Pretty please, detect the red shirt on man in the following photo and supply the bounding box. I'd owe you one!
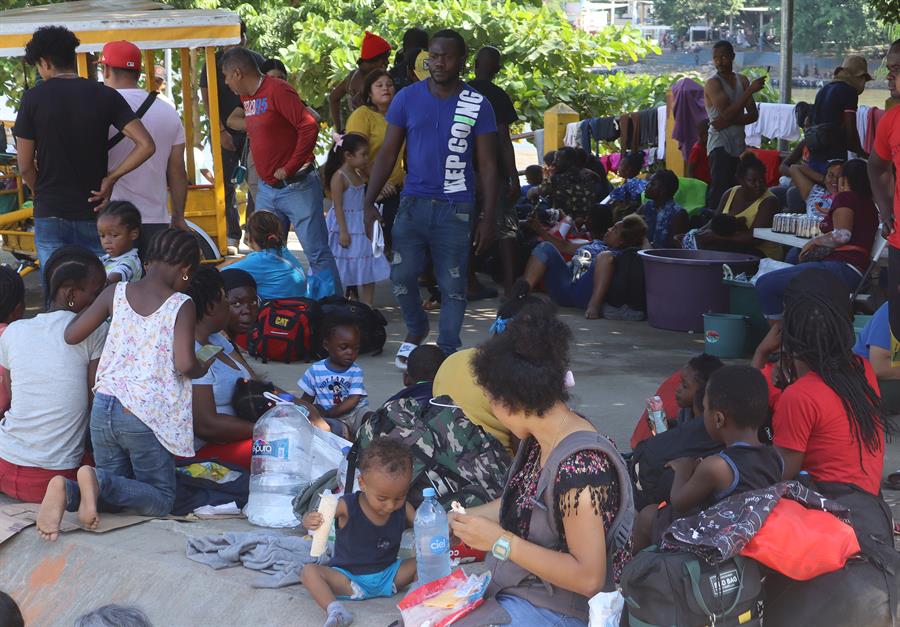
[772,359,883,495]
[873,105,900,249]
[241,75,318,185]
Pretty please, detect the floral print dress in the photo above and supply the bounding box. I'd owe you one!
[500,436,633,583]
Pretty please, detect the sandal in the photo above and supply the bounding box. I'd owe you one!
[394,342,419,370]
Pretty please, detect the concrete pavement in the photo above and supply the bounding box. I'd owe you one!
[2,240,899,626]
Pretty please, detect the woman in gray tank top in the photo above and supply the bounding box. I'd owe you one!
[449,301,634,627]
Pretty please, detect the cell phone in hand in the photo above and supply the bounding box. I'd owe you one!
[196,344,224,362]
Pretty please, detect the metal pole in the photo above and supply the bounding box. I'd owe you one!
[778,0,794,151]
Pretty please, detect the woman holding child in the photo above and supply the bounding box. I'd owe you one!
[755,159,877,321]
[449,302,633,626]
[692,153,781,258]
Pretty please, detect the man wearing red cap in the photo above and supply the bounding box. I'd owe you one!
[100,40,189,254]
[328,31,392,132]
[13,26,155,272]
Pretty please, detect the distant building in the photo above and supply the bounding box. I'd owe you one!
[566,1,670,41]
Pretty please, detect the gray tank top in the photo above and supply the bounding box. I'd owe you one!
[706,73,747,157]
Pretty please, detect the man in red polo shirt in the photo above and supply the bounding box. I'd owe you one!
[869,42,900,363]
[220,47,340,294]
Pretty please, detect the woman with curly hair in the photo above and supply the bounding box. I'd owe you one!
[448,301,633,626]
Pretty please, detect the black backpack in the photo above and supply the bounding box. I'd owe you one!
[318,296,387,356]
[629,419,724,510]
[621,548,764,627]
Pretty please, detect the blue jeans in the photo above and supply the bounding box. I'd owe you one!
[64,393,175,516]
[531,242,595,310]
[256,175,342,295]
[755,261,861,319]
[496,594,588,627]
[390,196,472,354]
[34,217,103,273]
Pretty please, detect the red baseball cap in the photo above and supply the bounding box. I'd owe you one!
[100,40,142,71]
[360,32,391,61]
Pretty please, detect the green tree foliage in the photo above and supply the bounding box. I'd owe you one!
[869,0,900,24]
[1,0,662,130]
[220,0,661,127]
[777,0,884,53]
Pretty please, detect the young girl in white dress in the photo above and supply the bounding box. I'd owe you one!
[324,133,390,307]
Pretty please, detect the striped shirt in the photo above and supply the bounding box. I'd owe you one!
[298,359,368,411]
[101,248,143,283]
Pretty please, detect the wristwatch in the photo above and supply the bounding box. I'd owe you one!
[492,532,514,561]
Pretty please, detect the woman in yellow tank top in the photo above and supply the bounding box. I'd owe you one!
[694,154,782,259]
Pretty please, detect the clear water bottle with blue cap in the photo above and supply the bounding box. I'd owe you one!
[414,487,451,585]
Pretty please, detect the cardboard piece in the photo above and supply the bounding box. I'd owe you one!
[0,502,157,545]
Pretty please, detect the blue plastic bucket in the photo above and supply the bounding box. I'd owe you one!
[703,313,749,358]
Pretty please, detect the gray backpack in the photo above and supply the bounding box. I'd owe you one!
[620,548,764,627]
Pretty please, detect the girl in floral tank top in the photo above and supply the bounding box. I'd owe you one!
[37,230,215,542]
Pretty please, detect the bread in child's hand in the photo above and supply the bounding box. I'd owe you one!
[450,501,466,515]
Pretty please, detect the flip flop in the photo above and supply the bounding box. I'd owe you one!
[394,342,418,371]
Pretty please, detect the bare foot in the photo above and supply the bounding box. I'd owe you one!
[585,305,602,320]
[36,476,68,542]
[76,466,101,530]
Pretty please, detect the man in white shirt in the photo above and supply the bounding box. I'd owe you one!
[101,40,188,255]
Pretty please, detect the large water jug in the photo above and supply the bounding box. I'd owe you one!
[414,488,451,585]
[244,402,312,527]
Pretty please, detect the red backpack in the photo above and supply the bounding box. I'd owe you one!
[248,297,323,363]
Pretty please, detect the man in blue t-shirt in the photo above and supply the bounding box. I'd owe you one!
[364,29,499,359]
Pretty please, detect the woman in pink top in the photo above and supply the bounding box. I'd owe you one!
[36,229,215,542]
[0,267,25,414]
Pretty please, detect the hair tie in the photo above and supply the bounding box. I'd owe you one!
[332,130,344,152]
[488,317,508,336]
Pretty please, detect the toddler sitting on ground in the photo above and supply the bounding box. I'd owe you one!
[299,317,369,439]
[634,365,783,549]
[301,438,417,627]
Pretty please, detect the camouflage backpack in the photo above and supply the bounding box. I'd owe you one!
[345,396,512,509]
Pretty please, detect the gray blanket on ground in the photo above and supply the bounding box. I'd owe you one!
[185,532,329,588]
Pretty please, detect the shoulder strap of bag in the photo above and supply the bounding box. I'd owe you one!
[540,431,635,554]
[109,92,158,149]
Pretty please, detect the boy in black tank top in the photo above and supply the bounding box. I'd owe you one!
[634,366,783,549]
[302,438,417,627]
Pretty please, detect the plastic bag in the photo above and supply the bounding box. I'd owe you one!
[397,569,490,627]
[589,590,625,627]
[750,258,793,285]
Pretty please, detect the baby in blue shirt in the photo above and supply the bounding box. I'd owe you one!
[299,317,369,438]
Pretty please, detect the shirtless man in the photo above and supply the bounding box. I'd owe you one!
[704,40,765,210]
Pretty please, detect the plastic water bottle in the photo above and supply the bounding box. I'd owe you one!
[414,488,451,585]
[244,402,311,527]
[336,446,351,494]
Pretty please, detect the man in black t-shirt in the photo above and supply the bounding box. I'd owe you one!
[199,21,264,253]
[469,46,520,297]
[13,27,154,271]
[808,55,872,171]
